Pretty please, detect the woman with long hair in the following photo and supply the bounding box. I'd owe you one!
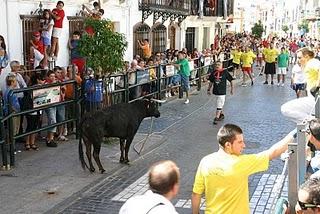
[0,35,9,73]
[39,9,54,67]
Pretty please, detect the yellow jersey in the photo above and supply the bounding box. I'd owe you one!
[193,149,269,214]
[231,50,242,65]
[241,51,256,67]
[263,48,279,63]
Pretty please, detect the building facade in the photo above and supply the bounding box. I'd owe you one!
[0,0,233,69]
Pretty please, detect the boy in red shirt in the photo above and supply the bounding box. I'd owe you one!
[30,31,45,68]
[50,1,65,61]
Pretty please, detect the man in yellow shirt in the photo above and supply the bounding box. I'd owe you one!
[263,43,279,85]
[240,46,256,86]
[231,46,242,78]
[192,124,296,214]
[138,39,152,60]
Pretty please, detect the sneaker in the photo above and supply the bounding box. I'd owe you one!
[281,83,284,87]
[277,83,280,87]
[184,99,189,104]
[52,56,57,61]
[263,81,268,84]
[241,83,247,87]
[46,140,57,147]
[251,81,254,86]
[165,92,169,98]
[168,92,172,97]
[57,135,68,141]
[271,81,274,85]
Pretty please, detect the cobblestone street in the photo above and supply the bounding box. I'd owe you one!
[48,69,297,214]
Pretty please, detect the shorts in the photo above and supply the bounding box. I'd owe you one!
[292,83,306,92]
[216,95,226,110]
[180,74,190,92]
[42,36,51,46]
[71,58,86,76]
[56,105,65,123]
[52,27,62,38]
[242,67,252,74]
[277,67,287,75]
[265,62,276,74]
[45,107,57,133]
[232,63,240,69]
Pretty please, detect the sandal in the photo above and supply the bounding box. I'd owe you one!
[25,144,31,151]
[30,144,39,151]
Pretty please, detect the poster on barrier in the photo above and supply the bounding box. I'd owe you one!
[204,57,212,66]
[189,60,194,71]
[33,86,61,108]
[166,65,175,77]
[136,69,150,84]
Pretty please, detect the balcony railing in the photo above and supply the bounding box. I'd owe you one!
[190,0,215,16]
[139,0,190,15]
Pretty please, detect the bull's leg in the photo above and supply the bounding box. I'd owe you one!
[85,142,95,172]
[119,139,125,163]
[93,145,105,174]
[124,137,134,164]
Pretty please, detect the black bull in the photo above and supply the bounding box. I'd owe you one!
[79,99,161,173]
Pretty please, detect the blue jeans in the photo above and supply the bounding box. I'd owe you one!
[45,107,57,133]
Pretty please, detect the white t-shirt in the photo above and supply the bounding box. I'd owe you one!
[291,64,305,84]
[119,190,178,214]
[41,19,54,39]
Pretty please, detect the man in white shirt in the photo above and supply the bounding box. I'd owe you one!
[119,160,180,214]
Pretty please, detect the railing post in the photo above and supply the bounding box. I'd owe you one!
[316,95,320,118]
[123,73,128,103]
[7,92,15,168]
[297,123,306,186]
[156,65,162,100]
[0,99,7,169]
[197,58,201,91]
[75,79,80,140]
[288,140,298,214]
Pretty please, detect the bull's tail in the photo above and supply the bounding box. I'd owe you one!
[79,137,89,170]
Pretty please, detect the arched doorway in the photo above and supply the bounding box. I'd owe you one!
[133,23,151,57]
[152,24,167,53]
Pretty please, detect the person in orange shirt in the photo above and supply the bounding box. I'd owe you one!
[138,39,152,60]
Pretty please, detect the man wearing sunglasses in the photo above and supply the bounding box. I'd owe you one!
[296,177,320,213]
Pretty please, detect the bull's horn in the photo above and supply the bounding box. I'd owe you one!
[150,98,166,103]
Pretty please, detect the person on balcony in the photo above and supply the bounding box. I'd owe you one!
[49,1,65,61]
[30,31,45,69]
[39,9,54,68]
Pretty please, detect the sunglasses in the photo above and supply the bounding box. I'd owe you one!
[298,200,320,210]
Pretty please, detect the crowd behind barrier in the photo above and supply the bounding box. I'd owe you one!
[0,57,233,169]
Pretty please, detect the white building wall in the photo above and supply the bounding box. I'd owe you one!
[1,0,219,69]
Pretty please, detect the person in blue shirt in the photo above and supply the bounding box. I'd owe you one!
[3,73,21,136]
[84,72,103,112]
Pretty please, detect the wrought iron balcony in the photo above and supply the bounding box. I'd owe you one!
[138,0,190,24]
[190,0,215,17]
[139,0,190,15]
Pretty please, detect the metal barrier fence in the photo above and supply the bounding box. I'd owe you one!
[272,96,320,213]
[0,78,80,169]
[0,57,233,169]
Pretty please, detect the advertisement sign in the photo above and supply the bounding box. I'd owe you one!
[136,69,150,84]
[166,65,175,77]
[33,86,61,108]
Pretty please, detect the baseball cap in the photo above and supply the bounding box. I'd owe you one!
[33,31,40,37]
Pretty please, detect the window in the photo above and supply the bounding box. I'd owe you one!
[133,23,151,57]
[185,27,195,54]
[152,24,167,53]
[20,15,40,69]
[68,16,84,38]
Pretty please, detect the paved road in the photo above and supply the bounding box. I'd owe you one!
[50,70,297,214]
